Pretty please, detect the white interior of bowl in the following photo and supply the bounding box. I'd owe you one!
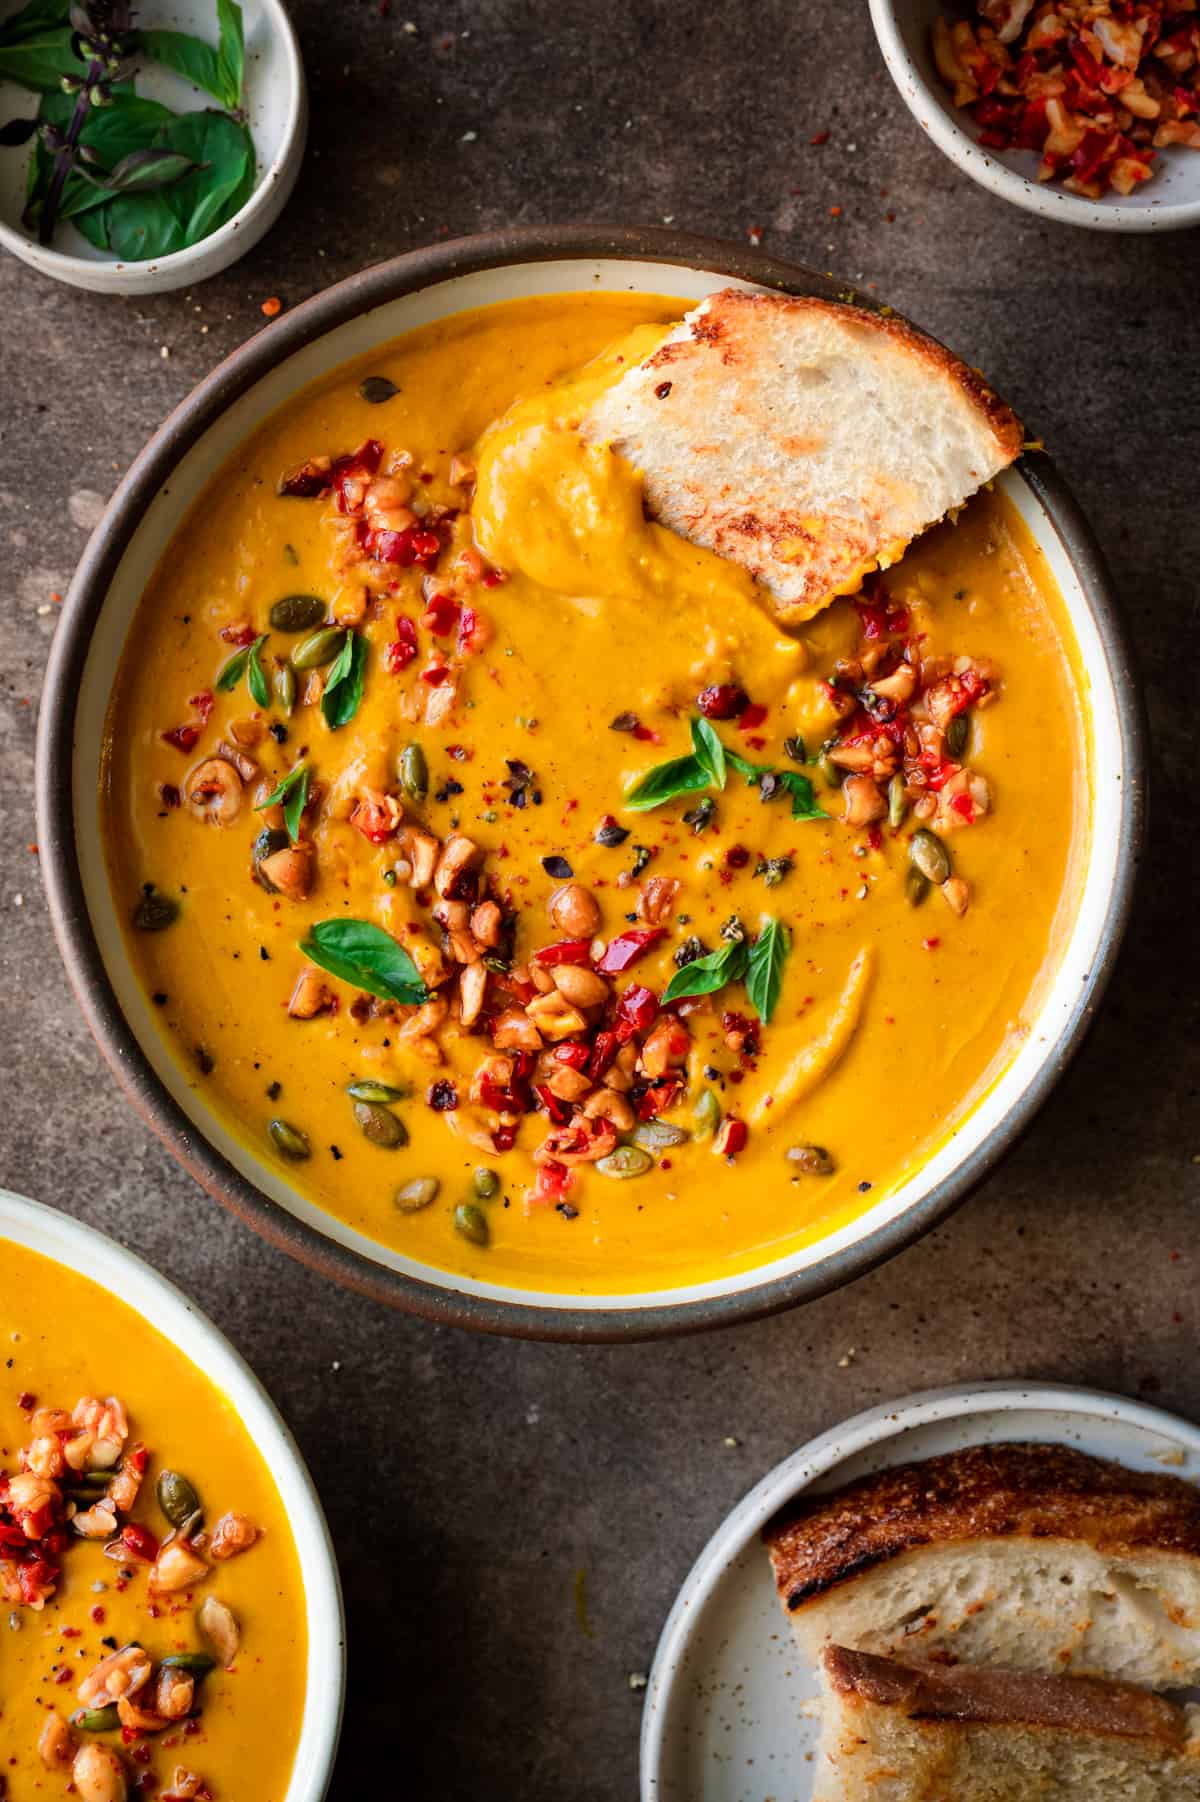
[0,1186,344,1801]
[69,255,1127,1315]
[0,0,304,287]
[870,0,1200,229]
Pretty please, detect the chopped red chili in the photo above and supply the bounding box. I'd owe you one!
[595,929,665,973]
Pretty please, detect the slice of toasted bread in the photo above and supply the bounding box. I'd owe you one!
[765,1443,1200,1686]
[816,1645,1200,1801]
[583,289,1022,622]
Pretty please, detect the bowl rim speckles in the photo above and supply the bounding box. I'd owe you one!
[639,1382,1200,1801]
[35,226,1146,1340]
[869,0,1200,232]
[0,1185,345,1801]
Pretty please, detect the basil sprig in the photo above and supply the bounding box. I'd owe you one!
[257,763,310,845]
[321,632,367,730]
[661,917,790,1023]
[300,920,428,1007]
[141,0,243,110]
[216,632,269,705]
[626,718,829,821]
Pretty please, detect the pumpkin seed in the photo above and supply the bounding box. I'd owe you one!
[888,773,907,830]
[133,890,178,932]
[596,1145,653,1179]
[269,594,327,634]
[72,1705,120,1732]
[268,1118,311,1161]
[787,1144,835,1176]
[398,741,428,801]
[910,827,951,885]
[946,713,969,759]
[632,1120,688,1152]
[473,1167,500,1200]
[395,1177,439,1212]
[346,1079,409,1104]
[157,1469,200,1527]
[197,1594,240,1667]
[161,1651,215,1676]
[252,826,289,864]
[454,1202,490,1245]
[817,751,844,789]
[692,1089,720,1140]
[905,867,931,907]
[273,662,296,716]
[352,1100,408,1148]
[360,375,399,404]
[291,626,344,671]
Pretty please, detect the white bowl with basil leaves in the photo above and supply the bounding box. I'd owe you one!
[0,0,305,292]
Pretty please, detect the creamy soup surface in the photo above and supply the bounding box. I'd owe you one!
[103,292,1090,1295]
[0,1240,306,1801]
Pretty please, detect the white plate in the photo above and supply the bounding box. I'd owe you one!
[640,1381,1200,1802]
[0,1186,345,1802]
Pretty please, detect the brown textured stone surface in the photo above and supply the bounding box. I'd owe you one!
[0,4,1197,1797]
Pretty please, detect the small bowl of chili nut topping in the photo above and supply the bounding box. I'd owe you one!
[870,0,1200,230]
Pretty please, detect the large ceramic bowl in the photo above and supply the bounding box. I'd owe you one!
[870,0,1200,232]
[0,1185,344,1799]
[36,227,1145,1340]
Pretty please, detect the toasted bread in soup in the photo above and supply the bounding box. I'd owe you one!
[584,289,1023,622]
[765,1443,1200,1686]
[815,1644,1200,1802]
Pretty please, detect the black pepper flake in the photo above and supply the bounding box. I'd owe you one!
[266,1080,282,1100]
[428,1079,458,1112]
[542,855,573,880]
[674,936,706,969]
[609,711,639,733]
[434,779,464,803]
[259,946,270,960]
[194,1046,214,1075]
[502,758,538,808]
[857,1180,873,1193]
[151,991,168,1006]
[556,1202,579,1220]
[268,722,288,744]
[331,1145,344,1161]
[631,844,653,876]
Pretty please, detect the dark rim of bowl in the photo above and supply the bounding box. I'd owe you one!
[35,224,1147,1342]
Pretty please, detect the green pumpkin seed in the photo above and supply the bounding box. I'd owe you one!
[253,826,289,864]
[360,375,399,404]
[291,626,344,671]
[888,773,907,830]
[632,1120,689,1152]
[273,662,296,716]
[473,1167,500,1200]
[946,713,969,759]
[269,594,327,634]
[596,1145,654,1179]
[786,1144,835,1176]
[346,1079,410,1104]
[454,1202,490,1245]
[72,1705,120,1732]
[268,1118,311,1161]
[398,741,428,801]
[692,1089,720,1140]
[157,1469,200,1527]
[161,1651,216,1676]
[910,827,951,885]
[905,867,931,907]
[396,1177,439,1212]
[352,1100,408,1148]
[133,890,178,932]
[817,751,844,789]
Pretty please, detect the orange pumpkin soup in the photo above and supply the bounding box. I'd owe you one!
[0,1241,306,1801]
[101,292,1089,1295]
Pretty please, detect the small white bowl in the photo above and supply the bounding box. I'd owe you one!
[870,0,1200,231]
[0,1185,345,1802]
[0,0,306,292]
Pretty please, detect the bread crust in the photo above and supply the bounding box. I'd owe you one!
[766,1443,1200,1614]
[823,1645,1190,1747]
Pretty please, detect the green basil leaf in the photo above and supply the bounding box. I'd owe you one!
[690,715,726,790]
[215,0,243,109]
[0,0,69,46]
[246,634,270,708]
[0,24,77,91]
[103,144,202,193]
[661,939,747,1007]
[779,770,829,822]
[321,632,367,730]
[300,919,428,1007]
[726,748,767,783]
[624,753,709,812]
[745,918,790,1024]
[137,28,225,103]
[256,763,309,845]
[215,644,250,691]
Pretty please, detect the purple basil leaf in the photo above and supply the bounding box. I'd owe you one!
[105,145,204,192]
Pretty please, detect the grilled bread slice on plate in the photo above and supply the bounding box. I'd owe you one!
[815,1644,1200,1802]
[765,1442,1200,1686]
[583,289,1023,623]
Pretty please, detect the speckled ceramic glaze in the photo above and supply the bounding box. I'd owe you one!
[36,228,1145,1338]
